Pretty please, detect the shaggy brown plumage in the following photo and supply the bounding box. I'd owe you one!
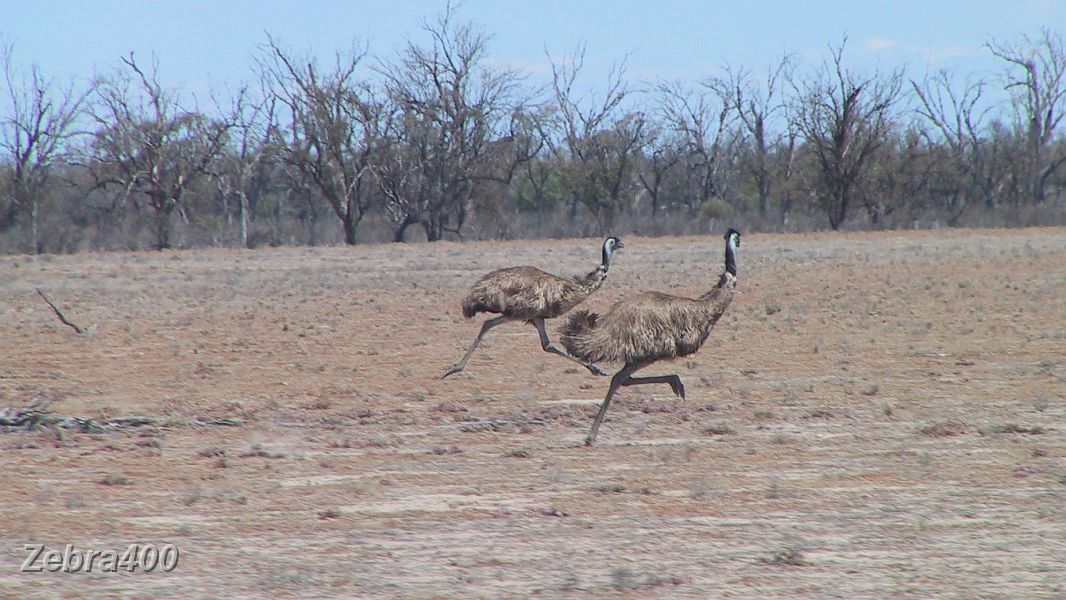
[560,229,741,445]
[461,265,609,321]
[442,237,623,379]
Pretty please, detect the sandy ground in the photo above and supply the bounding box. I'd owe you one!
[0,227,1064,599]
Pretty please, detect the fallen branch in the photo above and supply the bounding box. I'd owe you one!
[0,406,244,433]
[36,288,88,334]
[458,417,547,433]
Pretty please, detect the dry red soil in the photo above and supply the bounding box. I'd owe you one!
[1,228,1064,599]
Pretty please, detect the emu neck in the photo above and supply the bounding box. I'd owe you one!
[725,237,737,277]
[575,258,610,293]
[699,237,739,305]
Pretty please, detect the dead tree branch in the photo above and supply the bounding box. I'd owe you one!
[35,288,88,334]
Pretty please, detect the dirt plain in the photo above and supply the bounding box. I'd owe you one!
[0,227,1064,599]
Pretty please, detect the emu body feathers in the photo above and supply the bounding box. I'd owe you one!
[442,237,623,379]
[561,229,741,444]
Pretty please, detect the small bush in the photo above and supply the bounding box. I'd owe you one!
[765,546,808,566]
[920,421,968,437]
[700,198,734,220]
[703,423,734,435]
[99,473,133,486]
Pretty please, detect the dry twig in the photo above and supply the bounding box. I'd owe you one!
[35,288,88,334]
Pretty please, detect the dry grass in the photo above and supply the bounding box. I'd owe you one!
[0,228,1064,598]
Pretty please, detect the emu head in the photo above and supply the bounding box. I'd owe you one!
[602,236,624,266]
[724,228,741,249]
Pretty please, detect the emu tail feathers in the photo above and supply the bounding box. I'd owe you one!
[561,309,597,336]
[559,309,602,358]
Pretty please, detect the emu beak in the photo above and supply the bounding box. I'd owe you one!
[615,240,625,249]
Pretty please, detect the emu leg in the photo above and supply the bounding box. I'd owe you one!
[533,318,608,376]
[622,374,685,399]
[586,362,639,446]
[442,316,512,379]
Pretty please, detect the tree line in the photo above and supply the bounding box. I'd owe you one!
[1,15,1065,254]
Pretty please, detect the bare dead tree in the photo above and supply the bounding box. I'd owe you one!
[259,35,380,245]
[792,37,903,229]
[776,101,803,227]
[0,40,90,253]
[376,9,536,241]
[635,121,682,218]
[656,79,739,216]
[987,29,1066,205]
[214,85,275,247]
[912,70,1005,223]
[85,53,233,250]
[536,46,644,234]
[715,55,795,219]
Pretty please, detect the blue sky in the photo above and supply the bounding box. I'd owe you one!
[3,1,1064,96]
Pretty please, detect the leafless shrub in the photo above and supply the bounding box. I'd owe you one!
[764,546,808,566]
[506,448,532,458]
[979,424,1045,436]
[182,487,203,506]
[239,444,285,458]
[702,423,734,435]
[429,446,463,455]
[919,421,968,437]
[198,446,226,458]
[431,401,468,413]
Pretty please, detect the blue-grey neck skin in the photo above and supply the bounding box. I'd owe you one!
[601,241,613,270]
[725,233,738,277]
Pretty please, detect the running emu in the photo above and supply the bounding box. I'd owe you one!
[561,229,740,445]
[442,237,624,379]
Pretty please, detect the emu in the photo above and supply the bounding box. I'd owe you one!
[442,237,624,379]
[560,229,740,445]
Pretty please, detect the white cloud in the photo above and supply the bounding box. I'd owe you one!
[865,37,899,52]
[863,36,983,67]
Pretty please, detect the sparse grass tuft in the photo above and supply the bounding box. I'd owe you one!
[979,423,1045,436]
[198,446,226,458]
[764,546,808,566]
[182,487,202,506]
[703,423,734,435]
[431,401,468,413]
[766,477,783,499]
[429,446,463,455]
[641,401,679,414]
[240,444,285,459]
[919,421,968,437]
[611,567,692,589]
[99,473,133,486]
[506,448,532,458]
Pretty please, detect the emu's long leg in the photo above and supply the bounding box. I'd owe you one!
[586,362,639,446]
[442,316,513,379]
[533,318,608,376]
[621,373,685,399]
